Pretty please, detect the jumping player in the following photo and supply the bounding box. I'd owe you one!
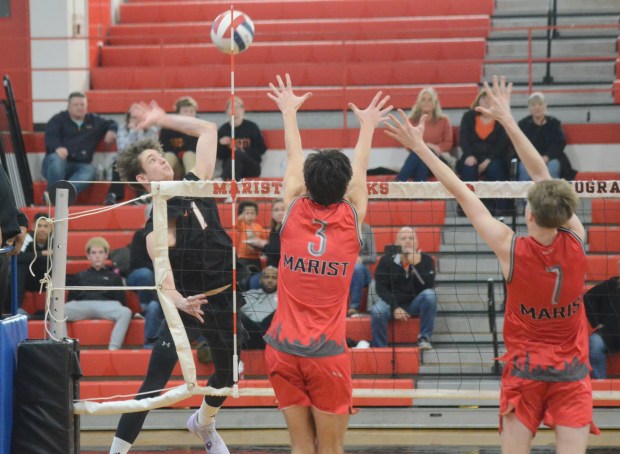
[109,102,246,454]
[264,74,392,453]
[385,76,597,453]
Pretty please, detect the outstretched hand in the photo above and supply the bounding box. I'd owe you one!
[475,75,513,123]
[130,101,166,130]
[176,293,207,323]
[349,91,393,129]
[384,110,427,153]
[267,73,312,114]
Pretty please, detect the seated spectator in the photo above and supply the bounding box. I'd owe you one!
[395,87,454,181]
[240,266,278,350]
[458,89,512,215]
[236,200,268,273]
[517,91,576,181]
[63,237,132,350]
[17,213,52,313]
[585,258,620,379]
[159,96,199,179]
[217,97,267,181]
[370,227,437,350]
[104,110,159,205]
[246,198,285,289]
[348,223,377,316]
[126,226,164,348]
[43,92,117,196]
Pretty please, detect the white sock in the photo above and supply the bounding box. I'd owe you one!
[197,402,220,426]
[109,437,132,454]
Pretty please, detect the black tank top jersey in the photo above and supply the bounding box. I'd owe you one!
[144,173,234,295]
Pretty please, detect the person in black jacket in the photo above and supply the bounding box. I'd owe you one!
[159,96,199,180]
[217,97,267,181]
[585,259,620,379]
[16,212,52,312]
[126,226,164,347]
[370,226,437,350]
[42,92,117,195]
[517,91,575,181]
[63,236,132,350]
[0,163,28,315]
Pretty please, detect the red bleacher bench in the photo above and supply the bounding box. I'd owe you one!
[591,199,620,224]
[588,227,620,253]
[22,203,147,231]
[586,255,620,282]
[592,379,620,407]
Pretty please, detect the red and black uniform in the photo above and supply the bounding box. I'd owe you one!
[500,227,598,434]
[264,196,361,414]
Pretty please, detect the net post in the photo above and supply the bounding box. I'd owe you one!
[49,188,70,340]
[487,278,501,376]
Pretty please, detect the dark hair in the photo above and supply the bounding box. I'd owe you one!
[270,199,284,232]
[115,137,164,190]
[34,212,48,222]
[68,92,86,102]
[238,200,259,216]
[303,149,352,206]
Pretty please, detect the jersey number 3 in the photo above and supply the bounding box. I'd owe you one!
[308,219,327,257]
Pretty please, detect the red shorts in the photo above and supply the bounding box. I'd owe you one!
[264,345,352,415]
[499,372,599,435]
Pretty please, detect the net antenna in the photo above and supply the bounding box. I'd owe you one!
[71,179,620,415]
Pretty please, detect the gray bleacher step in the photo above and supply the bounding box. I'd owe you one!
[483,62,615,84]
[413,378,501,407]
[436,272,504,283]
[433,314,504,335]
[438,256,501,274]
[491,15,620,39]
[435,282,504,304]
[494,0,620,17]
[437,300,503,313]
[431,332,503,344]
[487,38,617,59]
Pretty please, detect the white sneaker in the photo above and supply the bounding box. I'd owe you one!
[354,340,370,349]
[187,411,230,454]
[417,338,433,350]
[238,359,245,379]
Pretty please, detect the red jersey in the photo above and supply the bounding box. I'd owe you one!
[502,228,589,382]
[264,196,361,357]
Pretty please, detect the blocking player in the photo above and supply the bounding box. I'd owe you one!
[263,74,392,453]
[385,76,597,453]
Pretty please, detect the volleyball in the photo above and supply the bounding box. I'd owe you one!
[210,10,255,54]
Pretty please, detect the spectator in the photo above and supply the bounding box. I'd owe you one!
[585,258,620,379]
[17,213,52,312]
[517,92,576,181]
[246,198,285,290]
[458,89,512,215]
[240,266,278,350]
[104,110,159,205]
[348,223,377,316]
[159,96,199,179]
[395,87,454,181]
[43,92,117,196]
[217,97,267,180]
[370,227,437,350]
[236,200,268,273]
[63,236,132,350]
[126,226,164,348]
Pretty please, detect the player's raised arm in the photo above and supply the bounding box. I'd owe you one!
[347,92,393,224]
[476,76,585,239]
[385,111,514,275]
[267,74,312,208]
[130,101,218,180]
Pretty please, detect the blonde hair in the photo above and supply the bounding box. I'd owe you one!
[174,96,198,113]
[470,89,487,110]
[86,236,110,255]
[409,87,444,123]
[527,180,578,229]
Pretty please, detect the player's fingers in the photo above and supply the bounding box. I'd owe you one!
[380,104,394,116]
[506,82,513,100]
[370,90,383,107]
[285,73,292,89]
[266,92,278,103]
[474,106,491,116]
[376,94,390,110]
[276,74,285,90]
[387,113,403,128]
[419,114,429,125]
[397,108,409,123]
[301,92,313,102]
[348,102,360,114]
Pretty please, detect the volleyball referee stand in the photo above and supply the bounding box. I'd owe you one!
[1,184,83,454]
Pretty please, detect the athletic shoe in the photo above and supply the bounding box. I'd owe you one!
[354,340,370,349]
[103,193,117,206]
[417,338,433,350]
[187,411,230,454]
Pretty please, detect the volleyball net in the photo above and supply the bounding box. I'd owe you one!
[29,179,620,416]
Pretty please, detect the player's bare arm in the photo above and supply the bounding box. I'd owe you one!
[385,110,513,276]
[145,231,206,322]
[130,101,218,180]
[267,73,312,208]
[347,92,393,225]
[477,75,585,239]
